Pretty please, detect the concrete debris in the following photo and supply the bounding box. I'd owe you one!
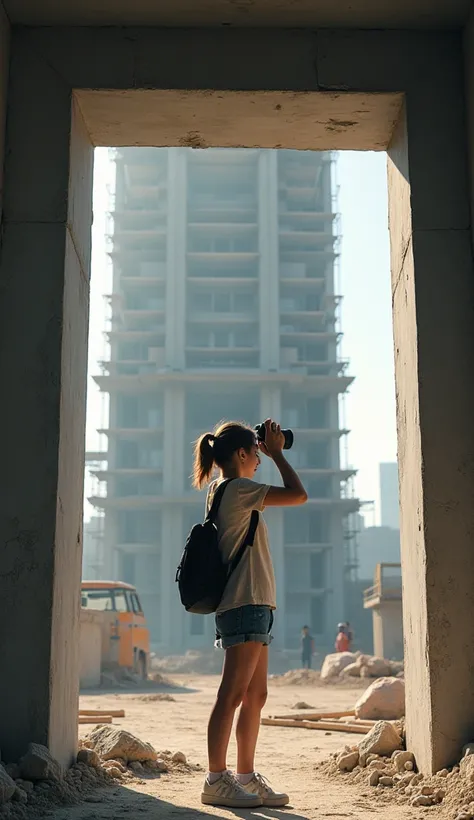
[19,743,62,782]
[393,751,415,773]
[171,752,187,765]
[321,652,357,680]
[358,721,403,764]
[365,657,392,678]
[464,743,474,759]
[460,754,474,783]
[355,677,405,721]
[292,701,314,710]
[322,652,404,681]
[378,775,394,787]
[77,749,101,768]
[337,751,359,772]
[0,767,16,804]
[85,725,157,763]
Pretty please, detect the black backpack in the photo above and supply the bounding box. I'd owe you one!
[176,479,259,614]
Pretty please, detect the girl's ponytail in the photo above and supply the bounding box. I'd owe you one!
[192,432,216,489]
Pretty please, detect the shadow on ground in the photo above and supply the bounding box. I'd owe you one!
[49,782,312,820]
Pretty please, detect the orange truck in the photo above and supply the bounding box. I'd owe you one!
[81,581,150,679]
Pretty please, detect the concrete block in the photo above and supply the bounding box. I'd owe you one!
[68,98,94,277]
[4,31,71,224]
[0,2,10,222]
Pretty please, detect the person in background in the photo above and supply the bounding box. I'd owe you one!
[344,621,354,650]
[335,623,350,653]
[301,625,315,669]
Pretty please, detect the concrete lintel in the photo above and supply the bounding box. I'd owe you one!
[75,88,402,151]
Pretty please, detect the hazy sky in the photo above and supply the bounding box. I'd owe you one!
[84,148,397,524]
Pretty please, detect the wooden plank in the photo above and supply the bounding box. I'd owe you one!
[78,716,113,725]
[79,709,125,718]
[261,717,367,734]
[270,709,355,721]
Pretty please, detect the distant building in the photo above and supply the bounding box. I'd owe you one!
[357,526,401,581]
[87,147,359,653]
[82,516,104,580]
[379,462,399,530]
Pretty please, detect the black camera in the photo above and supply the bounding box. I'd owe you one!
[254,422,294,450]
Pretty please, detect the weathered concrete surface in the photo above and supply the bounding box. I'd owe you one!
[2,0,470,28]
[0,2,10,221]
[372,601,403,661]
[0,44,92,764]
[79,610,102,689]
[388,91,474,771]
[75,89,402,150]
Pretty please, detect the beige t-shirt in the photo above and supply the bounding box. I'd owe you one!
[206,478,276,614]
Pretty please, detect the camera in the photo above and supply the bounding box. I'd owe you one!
[254,422,294,450]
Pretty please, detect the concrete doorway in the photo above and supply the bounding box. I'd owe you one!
[1,29,473,779]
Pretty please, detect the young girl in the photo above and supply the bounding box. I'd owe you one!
[193,419,307,809]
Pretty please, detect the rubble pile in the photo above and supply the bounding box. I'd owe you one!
[0,728,197,818]
[269,669,366,687]
[322,652,404,681]
[319,720,474,819]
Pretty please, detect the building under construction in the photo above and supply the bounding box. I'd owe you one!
[88,147,359,653]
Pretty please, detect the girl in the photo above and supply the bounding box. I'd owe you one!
[194,419,307,809]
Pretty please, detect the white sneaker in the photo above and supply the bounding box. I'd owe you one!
[242,772,290,807]
[201,771,263,808]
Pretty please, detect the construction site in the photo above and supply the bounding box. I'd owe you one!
[2,0,474,819]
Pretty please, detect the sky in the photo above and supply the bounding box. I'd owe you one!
[84,148,397,524]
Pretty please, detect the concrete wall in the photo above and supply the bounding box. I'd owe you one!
[372,601,403,660]
[79,610,102,689]
[0,2,10,222]
[464,8,474,249]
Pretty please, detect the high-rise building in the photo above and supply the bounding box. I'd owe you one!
[379,462,400,530]
[88,147,358,652]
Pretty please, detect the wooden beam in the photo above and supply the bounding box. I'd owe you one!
[78,716,113,725]
[79,709,125,718]
[261,717,368,734]
[270,709,355,721]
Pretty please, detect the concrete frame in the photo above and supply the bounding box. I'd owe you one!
[1,27,473,774]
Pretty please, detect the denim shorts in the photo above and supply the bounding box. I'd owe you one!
[215,604,274,650]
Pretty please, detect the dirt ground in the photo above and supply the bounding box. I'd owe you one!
[51,674,421,820]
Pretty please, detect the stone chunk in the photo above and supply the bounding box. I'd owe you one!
[394,751,415,773]
[379,776,393,787]
[85,726,157,763]
[19,744,62,782]
[77,749,101,768]
[171,751,187,765]
[358,721,402,765]
[0,767,16,804]
[411,794,432,807]
[365,657,392,678]
[320,652,357,680]
[461,754,474,783]
[337,751,359,772]
[355,677,405,721]
[369,770,380,786]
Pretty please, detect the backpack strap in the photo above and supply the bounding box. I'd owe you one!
[206,478,234,524]
[227,510,259,576]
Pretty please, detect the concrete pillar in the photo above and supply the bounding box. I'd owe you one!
[371,602,404,661]
[388,99,474,771]
[0,38,93,766]
[166,148,187,370]
[0,2,9,222]
[258,150,280,370]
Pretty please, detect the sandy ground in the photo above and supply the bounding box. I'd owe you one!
[50,674,420,820]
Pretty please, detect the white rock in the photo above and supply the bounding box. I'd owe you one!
[366,657,392,678]
[355,677,405,721]
[85,726,157,764]
[368,770,380,786]
[337,751,359,772]
[411,794,432,807]
[394,751,415,773]
[320,652,357,680]
[340,663,362,678]
[358,721,402,765]
[463,743,474,758]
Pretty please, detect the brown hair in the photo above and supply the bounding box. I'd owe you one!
[192,421,256,489]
